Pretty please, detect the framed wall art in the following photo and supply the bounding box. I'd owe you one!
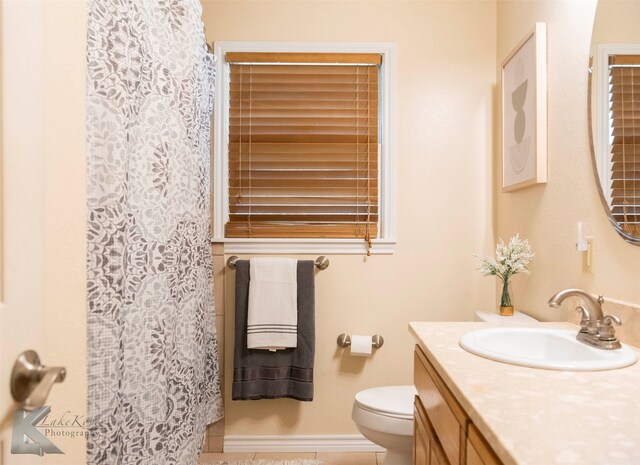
[502,22,547,192]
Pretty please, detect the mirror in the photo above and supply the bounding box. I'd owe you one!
[590,0,640,245]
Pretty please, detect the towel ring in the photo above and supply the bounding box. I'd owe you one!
[226,255,329,270]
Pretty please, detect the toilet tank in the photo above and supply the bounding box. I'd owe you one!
[474,310,539,323]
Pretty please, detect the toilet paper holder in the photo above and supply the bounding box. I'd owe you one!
[337,333,384,349]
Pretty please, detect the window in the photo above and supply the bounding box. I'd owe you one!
[213,43,396,254]
[607,54,640,236]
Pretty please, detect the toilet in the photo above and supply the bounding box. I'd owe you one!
[352,311,539,465]
[351,385,416,465]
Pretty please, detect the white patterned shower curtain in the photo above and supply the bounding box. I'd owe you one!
[86,1,223,464]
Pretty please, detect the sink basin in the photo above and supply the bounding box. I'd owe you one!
[459,327,638,371]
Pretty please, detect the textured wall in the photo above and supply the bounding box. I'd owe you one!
[496,0,640,321]
[202,0,498,436]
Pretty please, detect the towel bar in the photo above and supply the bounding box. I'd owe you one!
[226,255,329,270]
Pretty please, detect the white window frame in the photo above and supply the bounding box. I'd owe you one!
[212,41,396,255]
[594,43,640,208]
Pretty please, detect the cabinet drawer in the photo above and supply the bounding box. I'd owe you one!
[414,345,468,465]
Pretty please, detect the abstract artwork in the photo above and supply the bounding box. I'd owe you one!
[502,23,547,192]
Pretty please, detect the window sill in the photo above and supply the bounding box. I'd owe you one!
[212,238,396,255]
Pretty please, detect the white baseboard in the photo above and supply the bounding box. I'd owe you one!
[223,434,385,453]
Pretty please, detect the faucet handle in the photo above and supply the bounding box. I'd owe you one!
[601,314,621,326]
[598,314,622,342]
[575,306,591,333]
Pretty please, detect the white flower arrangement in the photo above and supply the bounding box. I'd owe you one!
[477,234,534,308]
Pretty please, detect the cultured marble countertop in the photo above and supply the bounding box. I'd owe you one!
[409,321,640,465]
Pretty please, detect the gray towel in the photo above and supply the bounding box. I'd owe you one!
[232,260,315,401]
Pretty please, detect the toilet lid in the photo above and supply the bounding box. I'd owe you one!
[355,385,416,419]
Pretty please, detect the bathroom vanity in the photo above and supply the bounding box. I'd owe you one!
[413,339,501,465]
[410,321,640,465]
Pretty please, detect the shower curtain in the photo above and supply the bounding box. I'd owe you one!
[86,1,222,464]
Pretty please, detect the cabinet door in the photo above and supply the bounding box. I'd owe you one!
[414,402,431,465]
[466,425,502,465]
[414,345,467,465]
[430,448,443,465]
[429,436,451,465]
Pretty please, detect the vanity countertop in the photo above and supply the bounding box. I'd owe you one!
[409,321,640,465]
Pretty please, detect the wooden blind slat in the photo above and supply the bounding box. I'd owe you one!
[229,161,378,169]
[230,108,374,118]
[229,167,378,177]
[229,118,378,129]
[230,91,378,101]
[229,142,377,152]
[609,55,640,66]
[230,135,379,144]
[610,102,640,113]
[230,208,379,216]
[612,145,640,157]
[229,187,379,197]
[609,74,640,83]
[229,123,378,132]
[226,52,382,65]
[225,224,379,239]
[228,99,374,110]
[229,65,374,75]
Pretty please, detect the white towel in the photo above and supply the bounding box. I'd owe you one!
[247,257,298,350]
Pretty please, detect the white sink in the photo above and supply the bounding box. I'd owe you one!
[459,327,638,371]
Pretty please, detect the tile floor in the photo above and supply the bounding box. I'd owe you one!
[198,452,385,465]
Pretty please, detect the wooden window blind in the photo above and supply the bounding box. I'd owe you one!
[225,52,381,250]
[609,54,640,236]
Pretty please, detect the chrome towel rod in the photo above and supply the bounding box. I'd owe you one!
[226,255,329,270]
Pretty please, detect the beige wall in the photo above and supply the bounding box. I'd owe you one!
[592,0,640,44]
[202,0,497,436]
[496,0,640,322]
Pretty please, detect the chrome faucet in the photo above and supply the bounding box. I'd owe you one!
[548,288,604,320]
[548,289,622,350]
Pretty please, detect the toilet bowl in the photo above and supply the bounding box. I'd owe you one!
[352,385,416,465]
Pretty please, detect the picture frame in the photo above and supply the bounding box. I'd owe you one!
[501,22,547,192]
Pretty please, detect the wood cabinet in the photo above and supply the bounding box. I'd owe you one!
[413,401,431,465]
[466,425,502,465]
[413,345,504,465]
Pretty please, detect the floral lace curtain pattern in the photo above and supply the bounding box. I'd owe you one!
[86,1,222,463]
